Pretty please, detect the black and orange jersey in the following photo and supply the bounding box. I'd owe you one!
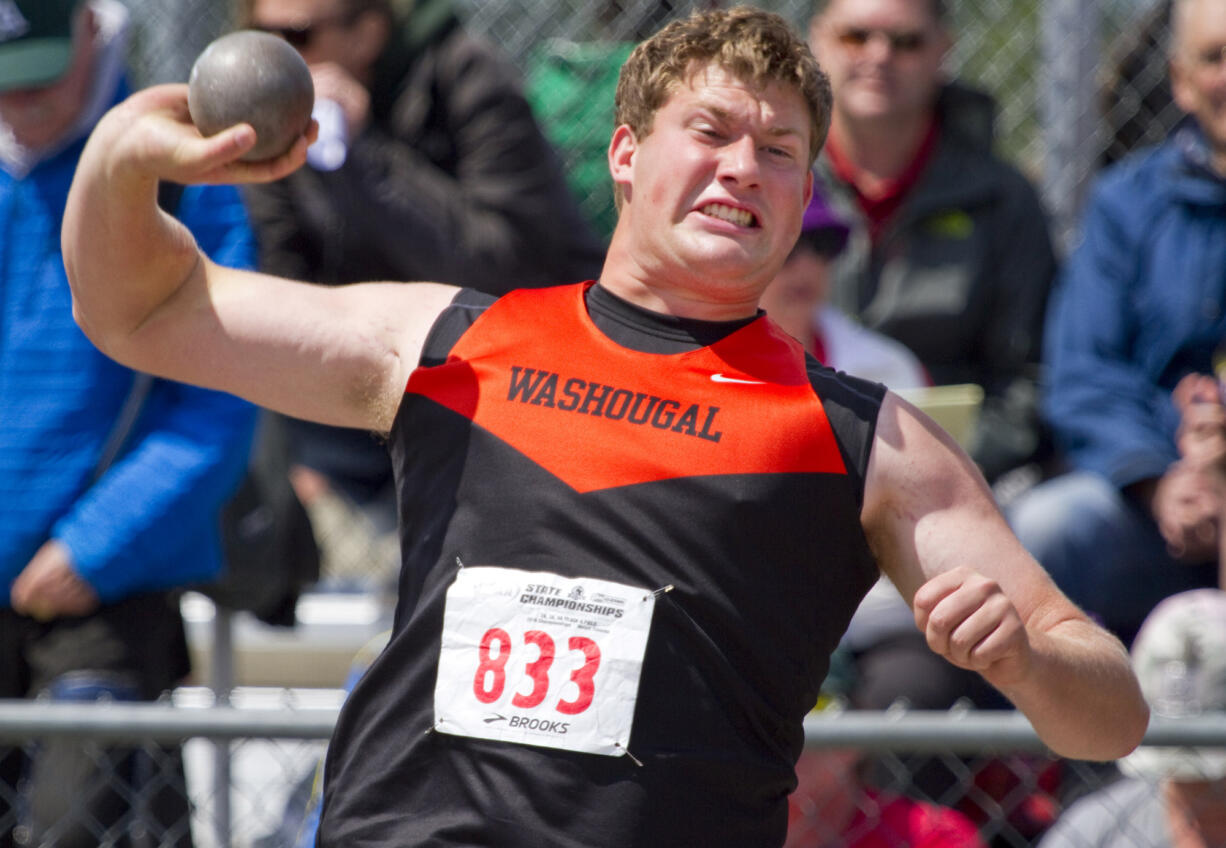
[318,282,886,847]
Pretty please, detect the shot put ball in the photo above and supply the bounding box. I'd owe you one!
[187,30,314,162]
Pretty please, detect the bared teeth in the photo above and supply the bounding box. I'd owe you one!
[702,203,755,227]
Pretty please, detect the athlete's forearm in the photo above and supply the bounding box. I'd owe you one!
[997,616,1147,762]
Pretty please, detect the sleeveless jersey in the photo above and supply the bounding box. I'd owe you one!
[317,282,886,847]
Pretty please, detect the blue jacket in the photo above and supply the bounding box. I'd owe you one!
[0,84,258,604]
[1043,120,1226,488]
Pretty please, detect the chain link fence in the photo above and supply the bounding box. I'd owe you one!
[0,699,1223,847]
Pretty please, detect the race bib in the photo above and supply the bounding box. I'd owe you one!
[434,566,657,757]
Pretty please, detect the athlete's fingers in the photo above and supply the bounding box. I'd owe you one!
[913,567,1027,674]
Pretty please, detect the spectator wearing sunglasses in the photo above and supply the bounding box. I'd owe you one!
[808,0,1058,495]
[805,3,1063,833]
[233,0,605,590]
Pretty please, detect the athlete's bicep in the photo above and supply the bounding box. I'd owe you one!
[861,392,1017,603]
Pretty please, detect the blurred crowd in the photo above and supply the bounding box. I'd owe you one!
[2,0,1225,846]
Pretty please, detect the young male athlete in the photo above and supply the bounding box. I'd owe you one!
[62,7,1147,846]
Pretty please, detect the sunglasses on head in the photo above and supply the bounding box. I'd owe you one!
[836,27,929,53]
[251,10,358,49]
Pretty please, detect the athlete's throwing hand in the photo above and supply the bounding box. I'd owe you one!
[100,83,315,188]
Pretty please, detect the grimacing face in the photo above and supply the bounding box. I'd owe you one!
[610,63,813,305]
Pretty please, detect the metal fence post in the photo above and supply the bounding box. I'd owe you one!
[1039,0,1102,251]
[210,607,234,848]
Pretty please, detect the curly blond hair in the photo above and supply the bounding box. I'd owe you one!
[614,7,831,166]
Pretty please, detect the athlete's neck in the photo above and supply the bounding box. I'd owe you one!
[596,224,768,322]
[586,282,760,355]
[596,271,762,322]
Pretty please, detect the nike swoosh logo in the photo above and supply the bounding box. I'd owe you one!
[710,373,766,385]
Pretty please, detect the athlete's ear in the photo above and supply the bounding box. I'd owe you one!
[608,124,637,196]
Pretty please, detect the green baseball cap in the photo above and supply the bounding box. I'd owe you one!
[0,0,84,93]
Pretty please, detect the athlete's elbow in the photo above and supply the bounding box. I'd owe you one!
[71,298,108,352]
[1053,694,1149,763]
[1109,697,1151,761]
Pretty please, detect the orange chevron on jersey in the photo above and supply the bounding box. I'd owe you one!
[405,283,847,493]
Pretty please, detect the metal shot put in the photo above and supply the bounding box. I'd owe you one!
[188,29,314,162]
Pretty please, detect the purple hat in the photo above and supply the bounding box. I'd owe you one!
[799,188,850,257]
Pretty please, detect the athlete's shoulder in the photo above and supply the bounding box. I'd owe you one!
[805,357,888,416]
[805,358,887,497]
[419,288,499,366]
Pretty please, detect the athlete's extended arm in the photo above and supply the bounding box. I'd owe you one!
[861,392,1148,762]
[62,84,459,432]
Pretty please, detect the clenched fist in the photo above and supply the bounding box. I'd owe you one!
[912,566,1031,688]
